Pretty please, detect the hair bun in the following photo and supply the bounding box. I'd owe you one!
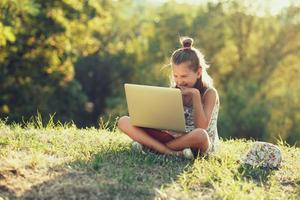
[180,37,193,48]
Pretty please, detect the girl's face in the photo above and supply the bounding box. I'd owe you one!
[172,61,201,88]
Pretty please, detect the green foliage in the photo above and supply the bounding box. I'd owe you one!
[0,0,299,145]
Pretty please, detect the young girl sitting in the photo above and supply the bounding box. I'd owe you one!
[118,37,220,159]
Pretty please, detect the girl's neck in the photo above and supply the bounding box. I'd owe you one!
[193,78,207,96]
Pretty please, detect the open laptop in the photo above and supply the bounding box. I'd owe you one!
[124,83,186,132]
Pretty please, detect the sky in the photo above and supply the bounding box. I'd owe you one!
[147,0,299,15]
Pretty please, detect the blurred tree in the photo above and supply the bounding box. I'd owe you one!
[0,0,108,125]
[0,0,299,145]
[212,1,300,144]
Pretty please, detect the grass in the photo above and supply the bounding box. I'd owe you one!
[0,119,299,200]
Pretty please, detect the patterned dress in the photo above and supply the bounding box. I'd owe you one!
[183,88,220,154]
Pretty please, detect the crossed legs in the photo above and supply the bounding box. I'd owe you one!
[117,116,210,155]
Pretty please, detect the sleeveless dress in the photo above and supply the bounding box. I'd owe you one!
[183,88,220,154]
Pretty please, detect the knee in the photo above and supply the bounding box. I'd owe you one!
[117,116,130,132]
[190,128,209,145]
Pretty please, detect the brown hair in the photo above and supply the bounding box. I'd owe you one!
[170,37,213,95]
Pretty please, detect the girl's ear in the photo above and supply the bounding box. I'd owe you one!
[196,67,202,78]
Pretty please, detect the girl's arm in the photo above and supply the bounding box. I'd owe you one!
[192,88,218,129]
[180,87,218,129]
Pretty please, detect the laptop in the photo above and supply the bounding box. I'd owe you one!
[124,83,186,132]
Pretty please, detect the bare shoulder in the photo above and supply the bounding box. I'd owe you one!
[203,87,219,105]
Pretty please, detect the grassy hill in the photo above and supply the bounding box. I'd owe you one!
[0,120,299,200]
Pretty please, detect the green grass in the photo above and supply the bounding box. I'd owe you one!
[0,120,299,200]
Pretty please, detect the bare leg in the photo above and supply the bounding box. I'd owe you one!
[165,128,210,153]
[117,116,181,155]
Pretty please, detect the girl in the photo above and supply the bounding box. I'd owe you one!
[118,37,220,159]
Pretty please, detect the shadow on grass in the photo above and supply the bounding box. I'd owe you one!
[0,149,192,200]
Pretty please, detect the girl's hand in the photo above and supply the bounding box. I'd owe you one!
[178,86,199,98]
